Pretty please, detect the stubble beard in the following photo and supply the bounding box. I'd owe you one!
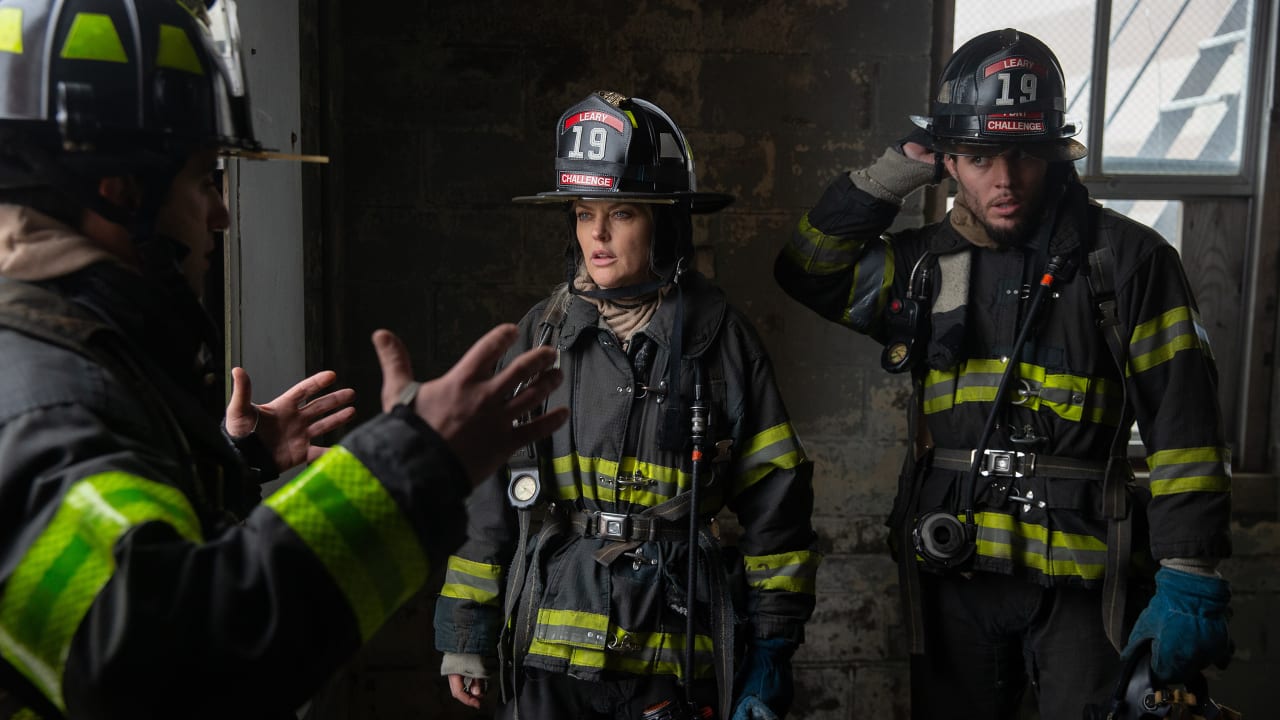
[978,211,1037,249]
[952,177,1047,250]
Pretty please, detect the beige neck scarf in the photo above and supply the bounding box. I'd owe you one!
[573,265,666,351]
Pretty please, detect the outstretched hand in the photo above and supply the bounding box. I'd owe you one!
[372,325,568,484]
[226,367,358,471]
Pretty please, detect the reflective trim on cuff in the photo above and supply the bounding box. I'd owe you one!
[264,445,428,641]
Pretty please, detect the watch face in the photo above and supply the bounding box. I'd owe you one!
[511,473,539,503]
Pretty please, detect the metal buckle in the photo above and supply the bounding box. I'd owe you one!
[977,449,1034,478]
[1006,488,1047,512]
[1012,378,1039,406]
[595,511,631,540]
[615,470,653,488]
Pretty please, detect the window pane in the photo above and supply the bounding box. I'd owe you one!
[953,2,1097,145]
[1097,198,1183,252]
[1103,0,1254,175]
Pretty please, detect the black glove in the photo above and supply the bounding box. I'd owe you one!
[895,126,936,154]
[894,127,945,184]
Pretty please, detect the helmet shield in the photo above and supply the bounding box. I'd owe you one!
[515,90,733,213]
[915,28,1086,162]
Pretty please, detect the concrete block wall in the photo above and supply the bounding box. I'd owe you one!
[304,1,1276,717]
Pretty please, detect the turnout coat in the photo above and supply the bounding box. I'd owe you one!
[774,171,1231,589]
[434,272,820,689]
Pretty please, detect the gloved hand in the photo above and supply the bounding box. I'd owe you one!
[731,696,779,720]
[1122,567,1232,682]
[731,637,797,720]
[894,126,945,184]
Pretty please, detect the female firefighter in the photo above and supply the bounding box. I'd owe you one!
[433,91,821,720]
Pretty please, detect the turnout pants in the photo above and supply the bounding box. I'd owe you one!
[499,669,719,720]
[910,572,1122,720]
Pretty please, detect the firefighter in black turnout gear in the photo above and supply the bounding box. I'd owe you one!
[434,91,821,720]
[775,30,1232,720]
[0,2,566,718]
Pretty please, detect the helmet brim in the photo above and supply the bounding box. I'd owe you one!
[513,190,734,214]
[909,115,1087,161]
[930,136,1087,162]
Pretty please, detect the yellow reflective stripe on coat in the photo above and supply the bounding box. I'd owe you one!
[786,213,865,274]
[551,453,691,508]
[922,360,1123,425]
[0,7,23,54]
[527,608,715,680]
[743,550,821,594]
[1129,306,1213,374]
[0,473,202,712]
[1146,446,1231,496]
[264,446,427,642]
[734,422,807,494]
[965,511,1108,581]
[841,239,893,331]
[156,24,203,74]
[60,13,128,63]
[439,555,502,606]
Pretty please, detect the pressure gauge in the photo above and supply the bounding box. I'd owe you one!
[507,471,542,510]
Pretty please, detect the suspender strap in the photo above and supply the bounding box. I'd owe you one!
[498,297,570,710]
[698,524,736,720]
[895,373,930,655]
[1087,230,1137,652]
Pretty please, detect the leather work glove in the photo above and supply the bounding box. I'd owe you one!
[731,637,798,720]
[1122,567,1232,682]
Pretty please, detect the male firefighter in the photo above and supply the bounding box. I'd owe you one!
[775,29,1232,720]
[0,1,566,718]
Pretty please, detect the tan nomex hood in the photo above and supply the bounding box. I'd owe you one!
[0,204,125,282]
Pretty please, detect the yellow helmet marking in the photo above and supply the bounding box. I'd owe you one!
[157,24,203,75]
[60,13,128,63]
[0,8,23,55]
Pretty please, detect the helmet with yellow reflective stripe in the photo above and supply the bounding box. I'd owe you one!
[0,0,257,191]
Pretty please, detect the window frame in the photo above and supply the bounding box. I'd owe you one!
[1080,0,1273,199]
